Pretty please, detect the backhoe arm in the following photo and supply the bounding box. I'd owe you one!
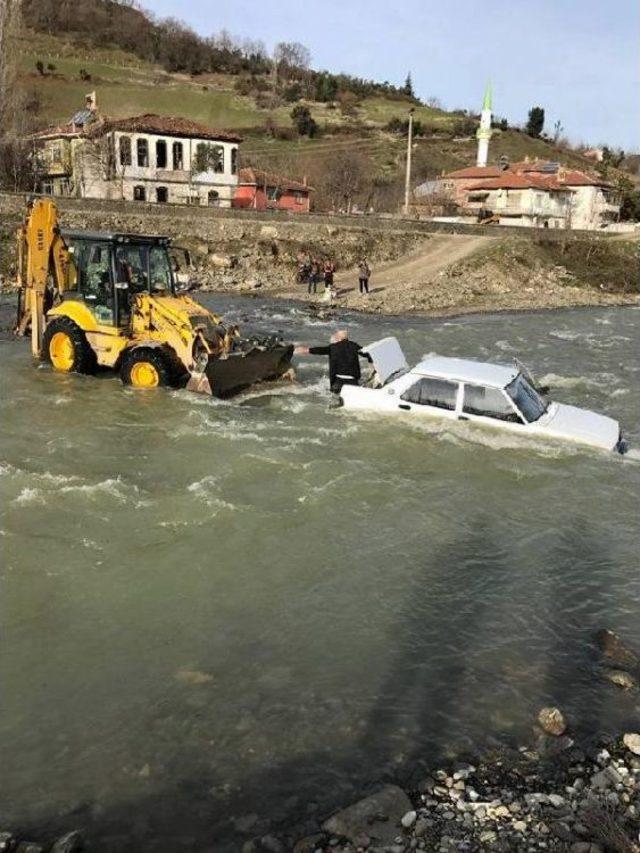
[15,198,75,357]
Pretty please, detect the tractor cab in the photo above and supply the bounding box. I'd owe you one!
[61,230,176,328]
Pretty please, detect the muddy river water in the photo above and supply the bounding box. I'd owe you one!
[1,297,639,851]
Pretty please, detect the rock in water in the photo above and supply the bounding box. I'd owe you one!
[623,733,640,755]
[322,785,413,845]
[603,669,637,690]
[0,833,16,852]
[401,810,417,828]
[537,706,567,736]
[50,833,82,853]
[594,629,639,670]
[174,668,214,685]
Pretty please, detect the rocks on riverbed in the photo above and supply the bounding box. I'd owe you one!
[0,831,83,853]
[292,728,640,853]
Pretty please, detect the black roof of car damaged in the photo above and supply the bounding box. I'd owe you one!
[61,229,171,245]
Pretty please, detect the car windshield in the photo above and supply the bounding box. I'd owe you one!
[506,374,548,423]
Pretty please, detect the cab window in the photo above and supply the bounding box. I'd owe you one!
[463,384,522,423]
[75,242,114,325]
[115,245,148,294]
[149,245,173,294]
[401,377,458,410]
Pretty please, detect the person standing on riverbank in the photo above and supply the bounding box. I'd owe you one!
[294,330,371,394]
[358,258,371,295]
[308,259,321,295]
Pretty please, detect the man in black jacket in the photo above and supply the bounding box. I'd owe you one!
[294,330,371,393]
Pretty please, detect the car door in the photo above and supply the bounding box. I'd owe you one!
[460,383,525,431]
[398,376,460,419]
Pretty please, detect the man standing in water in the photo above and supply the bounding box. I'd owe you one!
[294,330,371,394]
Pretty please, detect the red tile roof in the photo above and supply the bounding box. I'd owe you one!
[89,114,242,142]
[557,170,612,187]
[467,173,571,192]
[238,167,313,192]
[33,123,85,139]
[443,166,504,179]
[34,114,242,143]
[510,161,611,187]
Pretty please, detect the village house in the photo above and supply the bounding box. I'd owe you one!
[415,160,621,230]
[233,167,313,212]
[412,85,622,230]
[34,96,242,206]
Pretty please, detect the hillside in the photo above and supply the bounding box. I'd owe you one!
[10,27,606,210]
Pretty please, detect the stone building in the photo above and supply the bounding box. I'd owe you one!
[35,102,241,207]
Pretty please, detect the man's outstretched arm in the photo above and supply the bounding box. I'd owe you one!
[294,344,331,355]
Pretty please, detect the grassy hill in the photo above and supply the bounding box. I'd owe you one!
[14,29,603,208]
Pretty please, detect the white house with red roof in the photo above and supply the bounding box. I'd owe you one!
[417,158,621,229]
[34,97,242,206]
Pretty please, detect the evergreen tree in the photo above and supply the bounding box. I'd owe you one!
[402,71,414,98]
[291,105,318,137]
[526,106,545,138]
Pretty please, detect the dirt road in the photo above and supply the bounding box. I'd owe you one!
[335,234,491,294]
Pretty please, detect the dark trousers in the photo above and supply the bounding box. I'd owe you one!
[359,277,369,294]
[308,277,318,294]
[330,377,358,394]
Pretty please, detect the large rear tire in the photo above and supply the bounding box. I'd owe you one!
[120,347,176,389]
[42,317,96,374]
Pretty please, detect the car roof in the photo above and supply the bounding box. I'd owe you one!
[412,356,518,389]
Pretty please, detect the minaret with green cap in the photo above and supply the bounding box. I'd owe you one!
[476,81,493,167]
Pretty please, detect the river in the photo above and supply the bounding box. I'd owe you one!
[1,297,639,851]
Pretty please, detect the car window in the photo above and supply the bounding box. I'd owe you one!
[401,377,458,410]
[463,384,522,423]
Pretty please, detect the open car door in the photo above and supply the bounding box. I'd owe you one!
[362,337,408,385]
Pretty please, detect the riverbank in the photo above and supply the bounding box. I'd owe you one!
[197,234,639,318]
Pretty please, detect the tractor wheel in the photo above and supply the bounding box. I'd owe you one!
[42,317,96,374]
[120,347,176,389]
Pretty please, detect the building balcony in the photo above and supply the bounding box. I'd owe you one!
[495,203,569,218]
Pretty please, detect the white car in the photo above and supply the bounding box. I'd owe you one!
[340,337,626,454]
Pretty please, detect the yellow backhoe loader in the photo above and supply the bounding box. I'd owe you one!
[14,198,293,396]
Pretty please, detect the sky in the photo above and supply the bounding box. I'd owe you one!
[148,0,639,150]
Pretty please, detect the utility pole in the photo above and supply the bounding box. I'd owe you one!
[403,107,414,216]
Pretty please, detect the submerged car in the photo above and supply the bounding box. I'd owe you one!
[340,337,626,454]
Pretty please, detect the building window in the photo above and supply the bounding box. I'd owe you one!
[294,191,304,203]
[208,190,220,206]
[156,140,167,168]
[193,142,224,173]
[137,138,149,168]
[156,187,168,203]
[230,148,237,175]
[119,136,132,166]
[172,141,183,170]
[133,185,146,201]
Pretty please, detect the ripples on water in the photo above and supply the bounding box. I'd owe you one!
[1,299,639,851]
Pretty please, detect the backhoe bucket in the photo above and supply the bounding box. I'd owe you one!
[186,344,294,398]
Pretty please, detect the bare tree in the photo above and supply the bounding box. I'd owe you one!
[314,149,371,213]
[273,40,311,79]
[553,119,564,145]
[0,0,43,191]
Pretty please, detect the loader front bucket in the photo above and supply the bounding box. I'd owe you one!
[187,343,294,398]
